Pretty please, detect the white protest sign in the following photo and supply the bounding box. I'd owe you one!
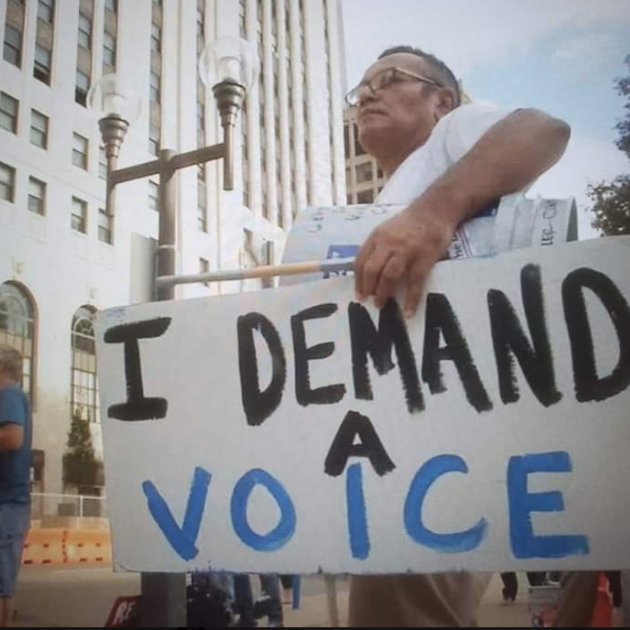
[96,237,630,575]
[280,196,577,285]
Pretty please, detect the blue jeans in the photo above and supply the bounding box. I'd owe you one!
[234,574,283,625]
[0,503,30,599]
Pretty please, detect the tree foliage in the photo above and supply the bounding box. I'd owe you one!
[589,55,630,236]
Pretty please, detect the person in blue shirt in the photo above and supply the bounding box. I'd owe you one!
[0,346,32,628]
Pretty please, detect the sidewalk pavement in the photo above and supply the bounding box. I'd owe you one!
[15,568,531,628]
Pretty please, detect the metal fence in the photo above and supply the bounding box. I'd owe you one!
[30,493,108,519]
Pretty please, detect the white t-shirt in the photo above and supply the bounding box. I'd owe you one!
[376,102,515,205]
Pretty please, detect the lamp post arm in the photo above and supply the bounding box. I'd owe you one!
[109,143,228,187]
[169,142,227,171]
[110,159,161,186]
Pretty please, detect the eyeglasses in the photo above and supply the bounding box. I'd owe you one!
[345,67,443,108]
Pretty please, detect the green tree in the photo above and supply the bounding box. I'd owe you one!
[589,55,630,236]
[63,407,99,489]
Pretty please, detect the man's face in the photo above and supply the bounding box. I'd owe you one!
[355,53,450,162]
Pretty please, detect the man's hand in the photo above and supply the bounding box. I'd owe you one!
[355,203,455,318]
[354,109,571,317]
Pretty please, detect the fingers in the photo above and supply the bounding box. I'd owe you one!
[403,263,430,319]
[373,255,407,309]
[354,239,376,301]
[360,247,394,302]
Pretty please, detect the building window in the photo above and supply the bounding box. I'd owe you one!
[72,133,89,170]
[28,177,46,216]
[0,282,36,406]
[197,3,204,42]
[3,25,22,68]
[71,197,88,233]
[198,167,207,232]
[354,133,367,158]
[150,1,163,155]
[78,13,92,50]
[30,110,49,149]
[148,180,159,211]
[150,72,161,105]
[151,23,161,54]
[0,93,19,134]
[356,162,374,185]
[99,147,108,180]
[357,190,375,204]
[37,0,54,24]
[197,101,205,147]
[149,123,159,156]
[344,124,351,159]
[103,32,116,69]
[102,4,118,75]
[71,307,100,424]
[76,70,90,106]
[98,207,113,244]
[34,44,52,85]
[199,258,210,287]
[0,163,16,203]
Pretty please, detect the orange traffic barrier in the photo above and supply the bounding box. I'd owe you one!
[65,529,112,566]
[591,574,613,628]
[22,528,66,566]
[22,529,112,567]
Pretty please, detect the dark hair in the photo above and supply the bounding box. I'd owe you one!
[379,46,461,108]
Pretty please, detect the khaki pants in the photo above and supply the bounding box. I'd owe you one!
[349,573,491,628]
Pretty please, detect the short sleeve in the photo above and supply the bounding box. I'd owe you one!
[0,389,26,428]
[442,102,516,164]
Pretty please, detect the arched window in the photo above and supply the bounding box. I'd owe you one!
[0,282,36,405]
[71,306,99,424]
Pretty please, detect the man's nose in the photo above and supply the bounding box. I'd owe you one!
[357,84,377,107]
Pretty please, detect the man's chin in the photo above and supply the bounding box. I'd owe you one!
[358,126,392,155]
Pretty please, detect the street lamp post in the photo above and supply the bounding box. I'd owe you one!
[91,37,258,627]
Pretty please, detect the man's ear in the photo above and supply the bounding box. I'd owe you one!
[434,87,457,122]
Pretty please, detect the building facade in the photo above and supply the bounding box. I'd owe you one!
[0,0,346,501]
[343,107,385,205]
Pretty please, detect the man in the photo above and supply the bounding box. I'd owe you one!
[348,47,571,627]
[0,347,32,628]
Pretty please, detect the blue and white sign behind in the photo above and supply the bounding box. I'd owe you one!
[96,237,630,574]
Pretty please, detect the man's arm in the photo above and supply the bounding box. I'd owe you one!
[355,108,571,317]
[0,423,24,452]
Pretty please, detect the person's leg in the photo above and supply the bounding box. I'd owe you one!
[0,504,28,629]
[234,575,257,627]
[260,574,284,627]
[280,575,293,604]
[1,599,13,628]
[553,572,600,628]
[209,572,235,604]
[349,572,491,628]
[501,573,518,602]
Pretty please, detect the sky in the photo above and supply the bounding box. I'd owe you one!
[340,0,630,238]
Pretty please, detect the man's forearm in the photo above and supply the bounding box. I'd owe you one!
[0,433,15,451]
[409,109,571,228]
[0,425,23,452]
